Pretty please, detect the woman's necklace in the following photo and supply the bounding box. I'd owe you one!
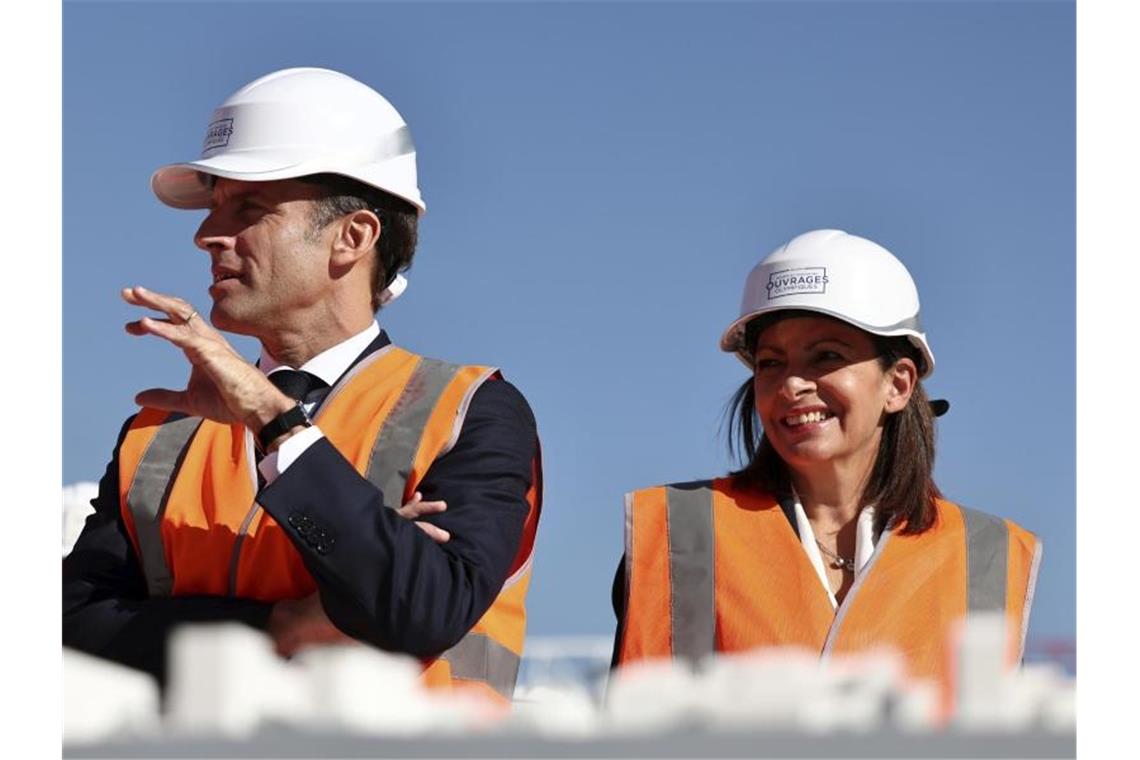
[815,539,855,572]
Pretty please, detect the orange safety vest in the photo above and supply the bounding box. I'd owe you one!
[615,478,1040,715]
[117,345,541,704]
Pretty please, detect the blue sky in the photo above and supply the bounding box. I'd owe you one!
[63,0,1075,642]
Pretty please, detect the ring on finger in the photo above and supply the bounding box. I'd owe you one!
[179,309,199,325]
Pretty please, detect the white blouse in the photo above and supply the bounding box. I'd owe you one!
[790,496,878,610]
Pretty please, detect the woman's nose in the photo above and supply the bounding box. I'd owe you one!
[779,371,815,401]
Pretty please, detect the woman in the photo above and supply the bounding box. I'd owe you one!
[611,229,1041,707]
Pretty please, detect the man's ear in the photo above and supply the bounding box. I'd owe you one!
[884,357,918,414]
[330,209,381,267]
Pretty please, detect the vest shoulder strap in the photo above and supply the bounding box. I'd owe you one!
[944,500,1042,663]
[438,632,521,700]
[624,479,718,665]
[123,412,203,596]
[955,503,1010,612]
[362,355,496,506]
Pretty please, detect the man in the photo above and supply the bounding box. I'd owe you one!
[62,68,541,703]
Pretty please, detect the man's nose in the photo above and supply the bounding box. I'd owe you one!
[194,213,232,254]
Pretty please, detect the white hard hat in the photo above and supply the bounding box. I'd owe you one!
[719,229,936,378]
[151,67,425,213]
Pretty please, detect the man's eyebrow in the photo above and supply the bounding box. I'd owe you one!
[209,184,263,209]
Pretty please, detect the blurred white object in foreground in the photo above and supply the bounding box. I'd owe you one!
[298,644,488,736]
[64,648,160,744]
[62,615,1076,747]
[696,647,832,731]
[166,624,311,737]
[507,684,600,737]
[510,637,612,737]
[953,612,1076,733]
[62,481,97,556]
[808,648,909,733]
[165,624,498,738]
[606,647,931,735]
[604,658,701,733]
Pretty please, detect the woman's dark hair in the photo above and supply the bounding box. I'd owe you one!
[298,173,419,312]
[726,310,941,536]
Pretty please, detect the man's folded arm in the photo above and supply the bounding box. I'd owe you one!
[258,378,537,658]
[62,418,273,684]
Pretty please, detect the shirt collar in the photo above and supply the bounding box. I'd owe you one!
[790,492,878,610]
[258,321,381,386]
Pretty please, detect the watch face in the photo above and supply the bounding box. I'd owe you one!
[287,403,312,428]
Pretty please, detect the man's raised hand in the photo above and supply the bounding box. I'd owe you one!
[123,286,293,430]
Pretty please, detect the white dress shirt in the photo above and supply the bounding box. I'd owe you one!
[791,494,878,610]
[256,321,381,485]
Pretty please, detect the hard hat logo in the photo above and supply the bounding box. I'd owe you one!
[202,119,234,151]
[766,267,829,300]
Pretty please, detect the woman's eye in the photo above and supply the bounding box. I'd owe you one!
[754,358,780,370]
[816,350,844,363]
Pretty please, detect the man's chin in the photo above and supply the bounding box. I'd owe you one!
[208,305,257,337]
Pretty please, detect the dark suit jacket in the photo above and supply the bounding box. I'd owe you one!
[62,331,538,685]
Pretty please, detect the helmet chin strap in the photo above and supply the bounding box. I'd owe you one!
[378,272,407,305]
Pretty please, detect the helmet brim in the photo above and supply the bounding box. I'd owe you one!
[151,151,308,209]
[151,151,427,213]
[719,305,936,379]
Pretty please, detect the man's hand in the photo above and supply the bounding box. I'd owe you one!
[123,286,294,432]
[267,593,352,658]
[396,491,451,543]
[268,493,451,657]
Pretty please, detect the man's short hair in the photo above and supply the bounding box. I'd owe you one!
[299,173,420,312]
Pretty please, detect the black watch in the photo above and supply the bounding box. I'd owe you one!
[257,402,313,451]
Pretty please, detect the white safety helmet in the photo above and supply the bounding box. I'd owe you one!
[720,229,937,378]
[150,67,425,213]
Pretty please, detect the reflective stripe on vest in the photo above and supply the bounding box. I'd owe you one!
[124,413,202,596]
[960,506,1008,612]
[439,632,521,700]
[359,357,525,700]
[366,358,462,506]
[664,482,716,664]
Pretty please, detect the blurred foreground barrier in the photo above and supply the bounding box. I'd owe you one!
[951,614,1075,734]
[165,624,497,738]
[63,649,160,744]
[64,617,1074,757]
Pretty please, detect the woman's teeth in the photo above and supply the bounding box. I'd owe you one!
[784,410,832,426]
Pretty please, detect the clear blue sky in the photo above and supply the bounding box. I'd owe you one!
[63,1,1075,642]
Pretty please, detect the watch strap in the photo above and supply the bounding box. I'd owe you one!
[257,403,312,451]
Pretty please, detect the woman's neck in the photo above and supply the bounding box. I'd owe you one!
[790,459,874,532]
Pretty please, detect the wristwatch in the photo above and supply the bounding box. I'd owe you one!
[257,402,313,451]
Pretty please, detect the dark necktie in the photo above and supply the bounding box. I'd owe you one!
[267,369,328,402]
